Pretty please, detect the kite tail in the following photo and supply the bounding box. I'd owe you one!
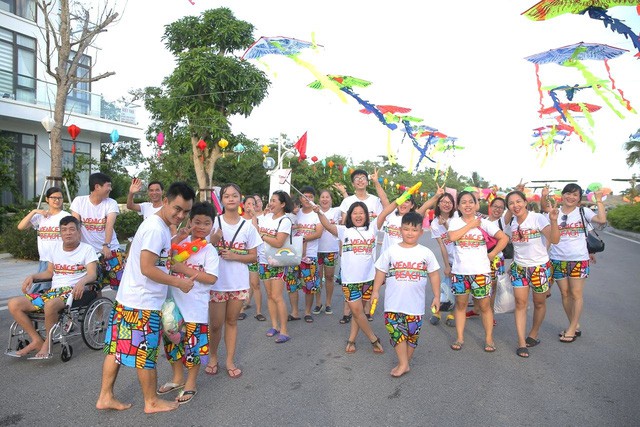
[568,59,625,118]
[535,64,544,118]
[548,89,567,121]
[342,87,397,130]
[578,102,595,127]
[386,129,396,165]
[604,59,634,112]
[565,110,596,152]
[290,55,348,103]
[587,7,640,58]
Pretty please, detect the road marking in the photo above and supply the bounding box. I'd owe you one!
[0,306,8,311]
[603,231,640,245]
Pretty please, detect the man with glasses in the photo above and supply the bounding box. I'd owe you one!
[337,169,389,225]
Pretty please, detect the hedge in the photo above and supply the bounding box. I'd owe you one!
[607,203,640,233]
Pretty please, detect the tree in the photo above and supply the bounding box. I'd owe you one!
[140,8,270,200]
[38,0,119,178]
[625,129,640,168]
[99,138,146,200]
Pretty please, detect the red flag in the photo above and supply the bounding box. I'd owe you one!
[294,132,307,160]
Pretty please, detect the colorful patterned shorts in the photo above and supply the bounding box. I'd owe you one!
[103,302,162,370]
[342,280,373,302]
[27,286,73,311]
[490,255,505,281]
[451,274,492,299]
[509,260,552,293]
[210,289,250,303]
[259,263,290,282]
[98,250,126,291]
[384,312,423,348]
[290,258,320,294]
[318,252,337,267]
[248,262,259,273]
[551,259,589,280]
[163,322,209,368]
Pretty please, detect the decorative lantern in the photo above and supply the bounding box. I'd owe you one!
[197,139,207,151]
[156,132,165,147]
[110,129,119,143]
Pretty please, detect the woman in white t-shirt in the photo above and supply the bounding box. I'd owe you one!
[486,197,509,312]
[316,189,342,316]
[430,193,456,316]
[256,191,295,344]
[208,184,261,377]
[447,191,508,352]
[506,190,560,358]
[238,195,266,322]
[542,184,607,343]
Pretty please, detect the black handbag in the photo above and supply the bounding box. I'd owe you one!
[497,219,514,259]
[579,207,605,254]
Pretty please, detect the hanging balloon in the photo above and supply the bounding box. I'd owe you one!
[343,166,348,176]
[261,145,269,156]
[197,139,207,151]
[67,124,80,140]
[328,160,335,175]
[378,177,383,184]
[337,164,343,172]
[218,138,228,157]
[263,156,276,170]
[233,143,245,162]
[321,159,327,173]
[384,178,388,188]
[311,155,318,163]
[587,182,603,192]
[349,168,354,174]
[110,129,119,143]
[156,132,165,147]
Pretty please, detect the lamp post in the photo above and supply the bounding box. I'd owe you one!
[41,116,55,150]
[263,136,296,196]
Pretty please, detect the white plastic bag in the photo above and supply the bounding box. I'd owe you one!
[439,276,454,307]
[494,274,515,314]
[161,298,184,344]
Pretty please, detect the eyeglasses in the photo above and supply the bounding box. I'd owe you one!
[560,214,568,228]
[48,196,63,201]
[353,176,368,182]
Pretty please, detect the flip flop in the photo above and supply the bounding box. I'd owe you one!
[516,347,529,358]
[204,363,219,375]
[450,341,464,351]
[484,343,497,353]
[559,334,577,343]
[339,315,352,324]
[266,328,279,337]
[559,330,582,337]
[287,315,301,321]
[525,337,540,347]
[254,314,267,321]
[27,353,52,360]
[345,341,356,354]
[275,333,290,343]
[157,382,185,395]
[227,367,242,379]
[237,313,247,321]
[304,315,313,323]
[176,390,197,405]
[371,337,384,354]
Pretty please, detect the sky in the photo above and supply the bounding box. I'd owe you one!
[92,0,640,193]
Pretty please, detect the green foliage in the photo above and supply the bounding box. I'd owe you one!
[625,131,640,168]
[212,136,269,193]
[115,210,144,241]
[100,139,147,200]
[62,154,96,199]
[0,134,19,201]
[607,203,640,233]
[0,209,39,259]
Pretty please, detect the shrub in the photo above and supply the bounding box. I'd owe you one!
[607,203,640,233]
[115,210,143,241]
[0,209,39,260]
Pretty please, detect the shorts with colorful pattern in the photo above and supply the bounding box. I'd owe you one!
[318,252,337,267]
[490,255,505,281]
[290,258,320,294]
[103,301,162,370]
[342,280,373,302]
[26,286,73,311]
[163,322,209,368]
[384,312,423,348]
[259,263,290,282]
[209,289,250,303]
[551,259,589,280]
[451,274,492,299]
[509,260,552,293]
[248,262,259,273]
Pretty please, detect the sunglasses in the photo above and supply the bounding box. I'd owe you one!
[560,214,568,228]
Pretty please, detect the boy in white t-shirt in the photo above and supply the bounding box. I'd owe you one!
[160,201,219,404]
[7,216,98,359]
[97,182,197,414]
[371,212,441,378]
[127,178,165,219]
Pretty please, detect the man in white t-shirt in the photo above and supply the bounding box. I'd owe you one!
[7,216,98,359]
[336,169,388,224]
[70,172,119,259]
[96,182,197,414]
[127,178,165,219]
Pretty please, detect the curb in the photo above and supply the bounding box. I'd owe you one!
[0,253,12,260]
[607,227,640,243]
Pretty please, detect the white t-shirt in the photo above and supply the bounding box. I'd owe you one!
[257,213,292,264]
[45,241,98,290]
[30,210,71,261]
[448,217,500,275]
[70,196,119,251]
[336,223,378,284]
[138,202,162,219]
[510,212,550,267]
[339,194,383,221]
[212,217,261,291]
[169,237,219,323]
[548,207,595,261]
[489,217,509,259]
[295,210,321,258]
[318,207,341,253]
[375,244,440,315]
[381,212,403,254]
[116,215,172,310]
[430,219,455,261]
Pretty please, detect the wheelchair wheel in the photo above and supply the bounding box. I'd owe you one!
[81,297,112,350]
[61,344,73,362]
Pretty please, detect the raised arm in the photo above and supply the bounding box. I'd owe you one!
[448,217,481,242]
[126,178,143,212]
[591,190,607,225]
[416,186,445,216]
[370,168,390,207]
[314,205,338,236]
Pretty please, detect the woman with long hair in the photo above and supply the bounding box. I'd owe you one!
[239,195,266,322]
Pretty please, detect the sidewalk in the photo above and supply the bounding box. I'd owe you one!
[0,254,39,302]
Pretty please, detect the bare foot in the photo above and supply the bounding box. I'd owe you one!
[96,396,133,411]
[144,398,179,414]
[16,339,44,357]
[390,365,410,378]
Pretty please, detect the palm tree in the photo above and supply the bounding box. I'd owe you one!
[625,128,640,168]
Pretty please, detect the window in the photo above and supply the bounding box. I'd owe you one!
[66,52,91,115]
[0,131,36,205]
[0,27,36,102]
[0,0,36,21]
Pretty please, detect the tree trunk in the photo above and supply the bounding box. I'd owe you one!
[191,136,222,201]
[49,83,69,178]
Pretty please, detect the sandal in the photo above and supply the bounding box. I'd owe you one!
[275,333,290,344]
[254,314,267,321]
[339,315,352,324]
[227,367,242,379]
[176,390,197,405]
[525,337,540,347]
[287,315,301,321]
[371,336,384,354]
[366,313,374,322]
[204,363,219,375]
[450,341,464,351]
[237,313,247,321]
[345,341,356,354]
[484,343,496,353]
[157,382,184,395]
[265,328,279,337]
[304,315,314,323]
[559,330,581,337]
[516,347,529,358]
[559,333,577,343]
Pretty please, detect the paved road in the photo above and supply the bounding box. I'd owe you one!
[0,229,638,426]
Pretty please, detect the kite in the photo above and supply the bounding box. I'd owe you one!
[522,1,640,57]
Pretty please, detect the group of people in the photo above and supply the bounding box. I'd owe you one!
[6,169,607,413]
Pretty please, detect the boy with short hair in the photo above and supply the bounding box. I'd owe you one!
[371,212,441,378]
[159,201,219,405]
[337,169,387,224]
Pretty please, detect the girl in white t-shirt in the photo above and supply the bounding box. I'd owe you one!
[256,191,295,344]
[238,195,266,322]
[430,193,456,317]
[316,189,342,316]
[506,190,560,358]
[447,191,508,352]
[315,201,396,354]
[542,184,607,343]
[207,184,260,377]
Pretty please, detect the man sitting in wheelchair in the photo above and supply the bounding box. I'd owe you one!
[7,216,98,359]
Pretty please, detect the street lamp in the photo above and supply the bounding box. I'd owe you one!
[263,136,297,196]
[41,116,55,150]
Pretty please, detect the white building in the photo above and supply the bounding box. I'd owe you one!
[0,0,141,204]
